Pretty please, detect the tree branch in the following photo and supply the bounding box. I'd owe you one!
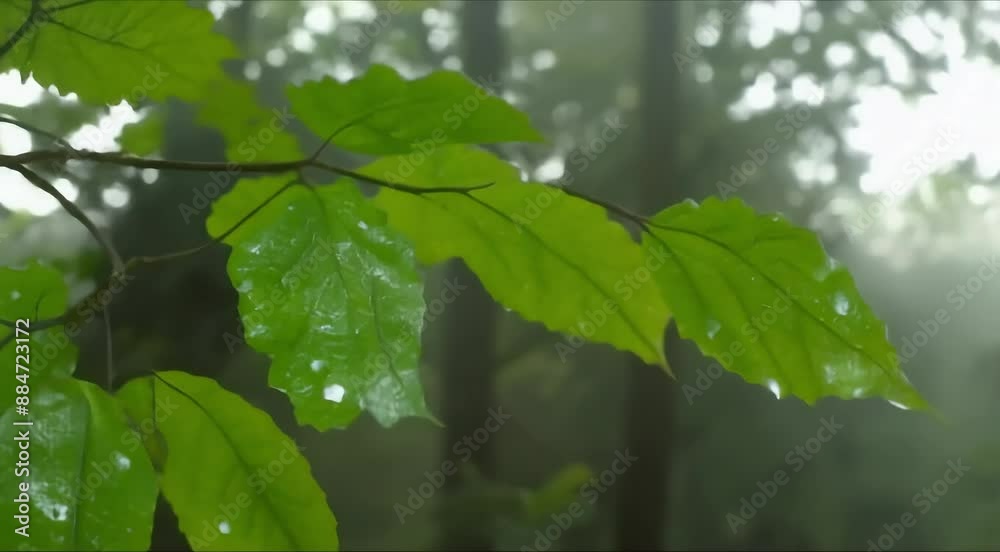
[9,163,125,271]
[0,178,303,332]
[0,149,494,195]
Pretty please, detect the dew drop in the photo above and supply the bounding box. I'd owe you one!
[357,220,369,230]
[10,290,21,301]
[310,359,326,372]
[766,379,782,399]
[114,452,131,470]
[323,384,346,403]
[706,319,721,339]
[51,504,68,521]
[219,521,231,534]
[833,292,850,315]
[887,400,910,410]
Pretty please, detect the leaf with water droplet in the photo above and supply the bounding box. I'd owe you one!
[116,372,339,551]
[642,197,928,409]
[0,377,158,550]
[206,175,431,430]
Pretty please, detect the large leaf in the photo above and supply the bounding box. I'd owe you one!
[286,64,544,155]
[642,197,927,409]
[370,146,669,366]
[0,0,236,105]
[116,372,339,551]
[206,175,431,430]
[0,377,158,551]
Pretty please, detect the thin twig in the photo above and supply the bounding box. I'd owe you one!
[9,163,124,271]
[103,307,113,390]
[124,179,301,268]
[0,116,73,150]
[2,178,305,332]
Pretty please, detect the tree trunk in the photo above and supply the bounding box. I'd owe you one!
[617,1,682,549]
[439,1,504,550]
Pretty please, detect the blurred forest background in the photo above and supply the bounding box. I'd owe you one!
[1,0,999,549]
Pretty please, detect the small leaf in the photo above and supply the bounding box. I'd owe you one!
[0,0,237,105]
[0,262,77,412]
[370,146,669,366]
[642,197,927,409]
[119,109,166,156]
[0,377,158,551]
[286,64,544,155]
[206,176,431,430]
[116,372,339,551]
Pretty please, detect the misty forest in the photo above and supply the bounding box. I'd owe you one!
[0,0,997,550]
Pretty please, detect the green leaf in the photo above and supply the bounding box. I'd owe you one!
[0,0,237,105]
[370,146,669,366]
[0,377,158,551]
[116,372,339,551]
[0,262,77,413]
[206,175,431,430]
[0,261,67,323]
[286,64,544,155]
[195,77,302,162]
[119,109,165,156]
[642,197,927,409]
